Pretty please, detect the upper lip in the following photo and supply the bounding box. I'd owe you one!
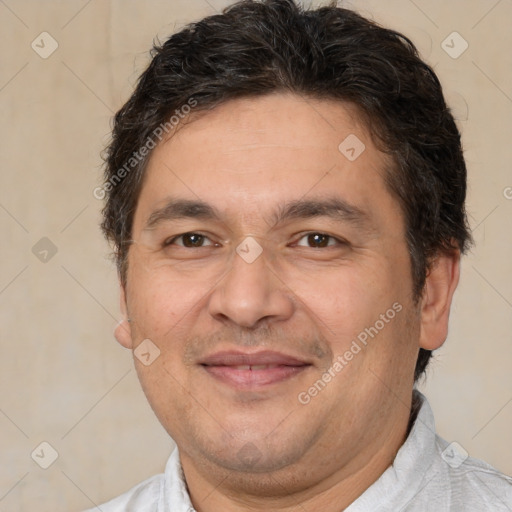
[200,350,311,367]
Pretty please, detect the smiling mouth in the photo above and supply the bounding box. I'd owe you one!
[200,350,312,388]
[202,364,309,388]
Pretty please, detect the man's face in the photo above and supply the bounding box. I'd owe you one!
[118,93,422,488]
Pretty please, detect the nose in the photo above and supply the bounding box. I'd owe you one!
[207,242,295,329]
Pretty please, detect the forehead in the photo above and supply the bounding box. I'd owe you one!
[133,93,399,231]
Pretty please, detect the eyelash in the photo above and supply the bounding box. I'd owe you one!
[162,232,346,249]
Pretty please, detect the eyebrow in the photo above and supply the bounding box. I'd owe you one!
[143,196,371,231]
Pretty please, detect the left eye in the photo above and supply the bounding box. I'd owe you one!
[295,233,341,248]
[164,233,215,248]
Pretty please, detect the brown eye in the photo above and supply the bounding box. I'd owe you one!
[296,233,337,248]
[182,233,206,247]
[164,233,214,248]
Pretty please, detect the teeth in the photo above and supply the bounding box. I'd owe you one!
[231,364,279,370]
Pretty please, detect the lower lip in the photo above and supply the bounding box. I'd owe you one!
[202,365,309,388]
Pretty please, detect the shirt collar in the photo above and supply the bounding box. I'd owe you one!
[345,390,438,511]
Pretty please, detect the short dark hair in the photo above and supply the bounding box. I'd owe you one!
[100,0,472,381]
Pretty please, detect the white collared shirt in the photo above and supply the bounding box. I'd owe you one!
[85,392,512,511]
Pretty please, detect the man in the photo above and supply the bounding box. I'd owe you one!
[89,0,512,510]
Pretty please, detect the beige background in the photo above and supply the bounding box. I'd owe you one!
[0,0,511,510]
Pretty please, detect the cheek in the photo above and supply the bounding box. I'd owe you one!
[286,262,388,333]
[126,254,221,338]
[134,357,190,443]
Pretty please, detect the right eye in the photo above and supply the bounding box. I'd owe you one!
[163,232,217,248]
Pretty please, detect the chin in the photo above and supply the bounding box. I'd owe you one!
[193,422,315,474]
[208,443,300,474]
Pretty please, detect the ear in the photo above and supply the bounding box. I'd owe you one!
[114,282,133,349]
[419,249,460,351]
